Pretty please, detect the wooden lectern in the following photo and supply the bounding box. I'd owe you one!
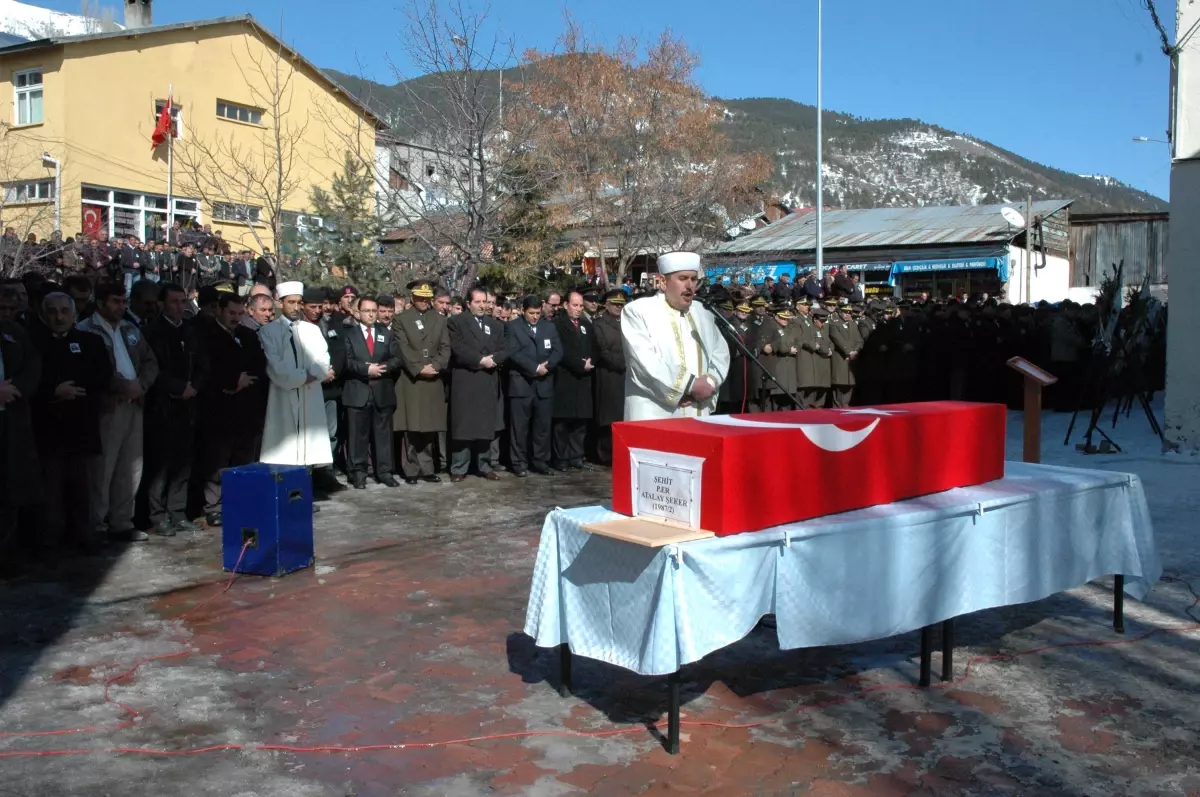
[1006,357,1058,463]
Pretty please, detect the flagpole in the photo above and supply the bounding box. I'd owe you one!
[166,85,174,238]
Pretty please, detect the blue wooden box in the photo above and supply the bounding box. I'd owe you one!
[222,463,314,577]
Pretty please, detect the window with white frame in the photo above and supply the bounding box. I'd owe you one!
[213,202,262,223]
[3,179,53,203]
[153,99,183,140]
[216,100,263,126]
[14,69,43,125]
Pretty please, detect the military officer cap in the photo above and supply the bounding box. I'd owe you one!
[215,282,235,294]
[302,287,325,303]
[750,295,769,307]
[719,299,735,311]
[377,292,395,306]
[410,281,435,298]
[822,298,838,307]
[583,291,599,303]
[342,285,359,297]
[812,307,829,318]
[735,302,752,313]
[774,306,795,319]
[603,289,627,305]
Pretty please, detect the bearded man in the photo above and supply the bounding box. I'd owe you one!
[620,252,730,421]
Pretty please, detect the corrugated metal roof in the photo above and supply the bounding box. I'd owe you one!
[708,200,1074,255]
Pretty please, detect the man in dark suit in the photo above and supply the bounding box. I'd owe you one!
[551,290,595,471]
[254,247,277,290]
[144,282,208,536]
[447,286,507,482]
[197,292,265,526]
[29,292,111,554]
[591,289,626,465]
[342,294,403,488]
[505,294,562,477]
[314,288,348,481]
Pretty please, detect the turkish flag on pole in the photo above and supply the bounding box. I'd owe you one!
[151,96,172,150]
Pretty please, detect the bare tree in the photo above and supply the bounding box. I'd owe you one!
[0,127,76,278]
[520,20,769,285]
[321,0,560,292]
[172,28,311,256]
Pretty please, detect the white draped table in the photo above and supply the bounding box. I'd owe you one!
[524,461,1160,752]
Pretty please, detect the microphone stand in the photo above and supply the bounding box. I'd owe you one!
[699,297,804,411]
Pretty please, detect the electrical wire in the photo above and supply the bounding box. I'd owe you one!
[1,566,1196,759]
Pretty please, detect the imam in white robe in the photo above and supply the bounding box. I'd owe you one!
[259,316,333,467]
[620,293,730,421]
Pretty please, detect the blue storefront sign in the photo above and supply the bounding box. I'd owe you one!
[888,256,1008,286]
[705,261,796,285]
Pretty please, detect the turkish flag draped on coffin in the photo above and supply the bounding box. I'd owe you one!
[612,401,1007,536]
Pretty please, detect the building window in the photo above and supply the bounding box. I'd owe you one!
[14,68,43,125]
[216,100,263,126]
[3,179,54,203]
[280,211,323,256]
[153,99,183,139]
[213,202,262,223]
[80,184,201,242]
[388,168,409,191]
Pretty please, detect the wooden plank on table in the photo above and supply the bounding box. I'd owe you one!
[581,516,715,547]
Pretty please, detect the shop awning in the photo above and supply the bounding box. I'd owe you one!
[888,256,1008,286]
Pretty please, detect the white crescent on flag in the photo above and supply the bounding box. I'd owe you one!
[694,414,881,453]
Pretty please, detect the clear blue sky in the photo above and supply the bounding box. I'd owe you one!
[44,0,1174,198]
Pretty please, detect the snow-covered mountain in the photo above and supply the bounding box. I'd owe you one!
[722,97,1165,213]
[0,0,121,40]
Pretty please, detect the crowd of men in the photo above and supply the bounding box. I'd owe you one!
[1,221,289,295]
[0,253,1166,576]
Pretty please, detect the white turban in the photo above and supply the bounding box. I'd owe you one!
[276,281,303,298]
[657,251,701,275]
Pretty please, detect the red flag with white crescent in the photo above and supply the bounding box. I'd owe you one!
[151,96,172,150]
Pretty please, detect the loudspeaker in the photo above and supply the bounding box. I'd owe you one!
[222,463,314,577]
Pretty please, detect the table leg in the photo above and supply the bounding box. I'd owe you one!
[919,625,934,687]
[1113,575,1125,634]
[666,671,681,755]
[941,618,955,682]
[558,644,572,697]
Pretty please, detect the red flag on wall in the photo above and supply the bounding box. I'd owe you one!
[151,96,172,150]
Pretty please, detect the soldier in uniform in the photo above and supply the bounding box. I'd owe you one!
[808,306,834,408]
[591,289,626,465]
[760,304,802,411]
[827,302,863,408]
[392,281,450,484]
[748,295,770,410]
[794,302,821,409]
[717,301,756,414]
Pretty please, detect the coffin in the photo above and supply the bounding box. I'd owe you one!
[611,401,1007,536]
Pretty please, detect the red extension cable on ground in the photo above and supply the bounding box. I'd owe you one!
[2,545,1197,759]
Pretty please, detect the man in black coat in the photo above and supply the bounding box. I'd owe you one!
[197,292,265,526]
[505,295,562,477]
[718,301,757,414]
[0,309,40,567]
[254,247,277,290]
[29,292,111,554]
[447,286,507,482]
[342,294,402,488]
[591,289,626,465]
[314,288,348,480]
[143,282,208,535]
[551,290,595,471]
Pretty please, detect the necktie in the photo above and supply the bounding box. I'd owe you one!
[572,320,579,330]
[366,327,375,356]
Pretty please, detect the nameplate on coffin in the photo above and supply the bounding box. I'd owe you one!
[628,448,704,530]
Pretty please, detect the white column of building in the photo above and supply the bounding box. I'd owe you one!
[1165,0,1200,451]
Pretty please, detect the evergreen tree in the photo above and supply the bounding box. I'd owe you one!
[305,151,391,291]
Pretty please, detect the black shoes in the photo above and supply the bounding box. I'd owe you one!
[378,475,400,487]
[421,475,442,484]
[511,469,528,478]
[405,477,419,485]
[530,466,552,476]
[205,512,222,527]
[351,475,367,490]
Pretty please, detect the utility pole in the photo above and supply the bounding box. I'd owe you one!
[1024,194,1033,303]
[815,0,824,280]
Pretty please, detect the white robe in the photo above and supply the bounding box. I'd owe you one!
[259,316,333,467]
[621,293,731,421]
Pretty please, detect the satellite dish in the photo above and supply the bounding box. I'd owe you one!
[1001,206,1025,227]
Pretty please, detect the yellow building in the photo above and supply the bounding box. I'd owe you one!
[0,12,383,254]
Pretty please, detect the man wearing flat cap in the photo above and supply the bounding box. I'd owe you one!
[620,252,730,421]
